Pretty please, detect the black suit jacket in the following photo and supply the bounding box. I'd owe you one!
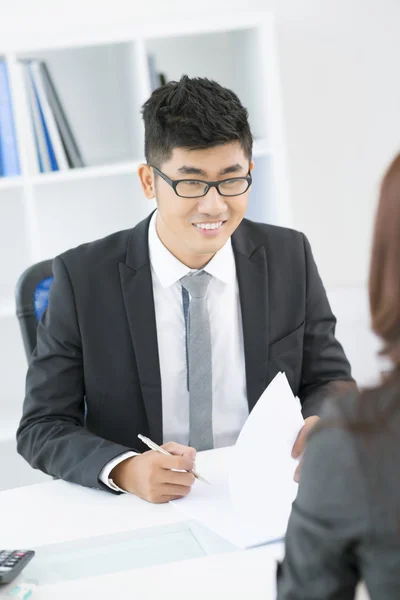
[17,214,355,492]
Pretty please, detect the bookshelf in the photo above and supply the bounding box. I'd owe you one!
[0,12,291,440]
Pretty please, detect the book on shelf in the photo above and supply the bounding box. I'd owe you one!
[30,60,69,171]
[22,61,52,173]
[0,60,21,178]
[20,59,84,174]
[40,62,84,170]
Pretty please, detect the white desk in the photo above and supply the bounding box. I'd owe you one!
[0,454,370,600]
[0,450,284,599]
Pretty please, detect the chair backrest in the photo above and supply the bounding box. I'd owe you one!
[15,259,54,361]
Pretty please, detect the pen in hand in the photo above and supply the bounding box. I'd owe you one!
[138,434,210,485]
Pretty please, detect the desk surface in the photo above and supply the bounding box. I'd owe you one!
[0,450,283,599]
[0,453,371,600]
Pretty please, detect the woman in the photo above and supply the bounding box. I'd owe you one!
[277,152,400,599]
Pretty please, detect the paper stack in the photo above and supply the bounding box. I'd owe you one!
[171,372,304,548]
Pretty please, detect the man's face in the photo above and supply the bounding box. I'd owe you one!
[139,142,253,268]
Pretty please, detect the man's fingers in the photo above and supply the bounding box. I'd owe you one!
[162,441,197,461]
[291,426,307,458]
[160,469,195,487]
[157,495,185,503]
[161,484,192,498]
[291,416,320,458]
[156,452,195,472]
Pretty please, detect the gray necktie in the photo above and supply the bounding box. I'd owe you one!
[180,271,213,451]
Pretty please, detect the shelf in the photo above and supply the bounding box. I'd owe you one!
[34,173,151,259]
[30,159,142,186]
[0,16,290,470]
[0,176,24,190]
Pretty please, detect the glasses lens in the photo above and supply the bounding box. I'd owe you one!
[218,178,249,196]
[176,180,209,198]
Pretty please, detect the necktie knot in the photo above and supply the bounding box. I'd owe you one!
[180,271,211,298]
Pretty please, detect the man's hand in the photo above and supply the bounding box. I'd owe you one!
[291,416,320,483]
[110,442,197,503]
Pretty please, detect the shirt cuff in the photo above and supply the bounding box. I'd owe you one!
[99,451,138,493]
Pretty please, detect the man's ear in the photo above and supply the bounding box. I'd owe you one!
[138,163,156,199]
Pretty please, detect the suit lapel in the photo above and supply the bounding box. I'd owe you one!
[232,222,269,413]
[119,214,163,444]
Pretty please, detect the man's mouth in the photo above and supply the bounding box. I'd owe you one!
[193,220,226,231]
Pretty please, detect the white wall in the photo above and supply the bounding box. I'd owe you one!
[2,0,400,286]
[1,0,399,488]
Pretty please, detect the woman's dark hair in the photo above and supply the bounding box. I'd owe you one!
[369,152,400,369]
[328,153,400,434]
[141,75,253,168]
[349,152,400,430]
[309,154,400,528]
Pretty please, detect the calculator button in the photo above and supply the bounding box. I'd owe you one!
[0,566,12,571]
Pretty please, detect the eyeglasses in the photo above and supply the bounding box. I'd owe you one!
[149,165,252,198]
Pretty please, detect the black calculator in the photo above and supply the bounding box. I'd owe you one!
[0,550,35,585]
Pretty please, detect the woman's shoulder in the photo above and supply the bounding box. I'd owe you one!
[316,380,400,437]
[297,396,369,520]
[318,391,358,423]
[298,382,400,527]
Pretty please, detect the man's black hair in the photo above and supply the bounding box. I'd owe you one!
[141,75,253,168]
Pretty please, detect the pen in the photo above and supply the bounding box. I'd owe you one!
[138,434,210,485]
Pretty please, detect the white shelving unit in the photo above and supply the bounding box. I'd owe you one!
[0,12,290,442]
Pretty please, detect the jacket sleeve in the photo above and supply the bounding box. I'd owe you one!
[277,412,367,599]
[299,234,357,418]
[16,256,134,493]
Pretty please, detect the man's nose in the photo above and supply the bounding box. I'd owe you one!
[197,186,227,214]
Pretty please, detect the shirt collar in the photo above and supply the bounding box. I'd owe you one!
[148,211,236,288]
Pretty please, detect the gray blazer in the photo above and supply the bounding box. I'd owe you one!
[277,389,400,599]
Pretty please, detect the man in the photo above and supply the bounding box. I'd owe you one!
[17,76,355,503]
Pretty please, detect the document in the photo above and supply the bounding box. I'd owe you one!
[171,372,304,548]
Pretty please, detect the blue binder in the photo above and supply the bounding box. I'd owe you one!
[0,61,20,177]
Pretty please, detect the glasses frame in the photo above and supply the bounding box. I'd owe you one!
[149,165,252,198]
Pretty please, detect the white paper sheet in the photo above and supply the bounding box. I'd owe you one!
[172,372,304,548]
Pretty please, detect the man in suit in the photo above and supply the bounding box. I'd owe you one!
[17,75,356,502]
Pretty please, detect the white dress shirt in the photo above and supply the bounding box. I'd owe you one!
[100,211,248,491]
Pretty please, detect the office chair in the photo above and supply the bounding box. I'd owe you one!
[15,259,54,362]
